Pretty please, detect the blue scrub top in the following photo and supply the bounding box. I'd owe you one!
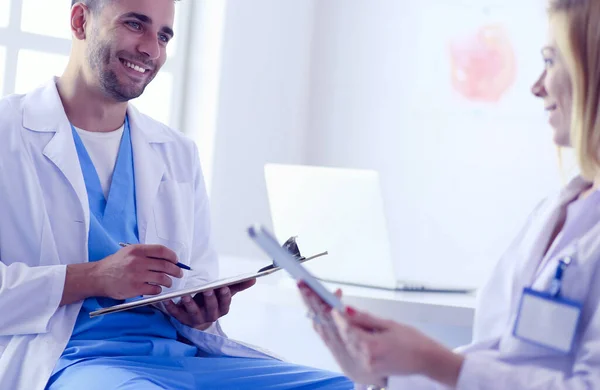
[47,118,353,390]
[52,118,197,376]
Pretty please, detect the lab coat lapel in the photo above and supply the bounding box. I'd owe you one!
[127,105,167,243]
[517,177,591,288]
[519,201,563,284]
[534,179,600,281]
[22,79,90,229]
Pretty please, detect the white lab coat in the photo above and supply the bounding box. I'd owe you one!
[387,176,600,389]
[0,79,275,390]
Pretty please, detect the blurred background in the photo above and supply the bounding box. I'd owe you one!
[0,0,575,369]
[0,0,567,288]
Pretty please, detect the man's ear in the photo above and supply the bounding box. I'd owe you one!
[70,3,90,40]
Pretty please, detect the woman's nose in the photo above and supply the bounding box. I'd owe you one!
[531,70,547,98]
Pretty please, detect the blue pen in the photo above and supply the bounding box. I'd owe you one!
[118,242,192,270]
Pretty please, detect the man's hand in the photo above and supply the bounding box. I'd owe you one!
[164,279,256,330]
[93,244,183,300]
[60,244,183,306]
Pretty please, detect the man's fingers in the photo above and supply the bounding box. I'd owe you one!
[164,300,190,325]
[124,243,177,263]
[144,271,173,288]
[217,287,232,315]
[229,279,256,295]
[146,259,183,278]
[181,295,204,324]
[138,244,179,264]
[202,290,220,322]
[139,283,162,296]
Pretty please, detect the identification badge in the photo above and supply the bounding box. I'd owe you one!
[513,257,582,354]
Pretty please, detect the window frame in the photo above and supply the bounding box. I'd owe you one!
[0,0,191,129]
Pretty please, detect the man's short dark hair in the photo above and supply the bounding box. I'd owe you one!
[71,0,180,13]
[71,0,106,13]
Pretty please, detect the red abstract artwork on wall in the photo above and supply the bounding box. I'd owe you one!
[449,24,517,103]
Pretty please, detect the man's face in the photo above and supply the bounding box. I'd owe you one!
[85,0,175,102]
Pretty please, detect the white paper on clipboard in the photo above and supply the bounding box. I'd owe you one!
[89,252,327,318]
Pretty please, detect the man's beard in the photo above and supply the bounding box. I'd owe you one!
[86,35,153,102]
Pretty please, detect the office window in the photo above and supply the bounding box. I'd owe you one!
[15,50,69,94]
[0,0,9,28]
[21,0,71,39]
[165,4,189,58]
[0,0,191,129]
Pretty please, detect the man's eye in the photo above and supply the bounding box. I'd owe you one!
[543,58,554,67]
[126,21,141,30]
[159,34,170,43]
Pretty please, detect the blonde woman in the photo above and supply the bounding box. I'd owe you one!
[300,0,600,388]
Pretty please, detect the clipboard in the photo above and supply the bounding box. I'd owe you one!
[248,225,344,310]
[89,251,328,318]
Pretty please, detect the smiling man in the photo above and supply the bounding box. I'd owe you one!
[0,0,352,389]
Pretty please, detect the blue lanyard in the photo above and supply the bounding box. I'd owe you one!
[549,256,572,297]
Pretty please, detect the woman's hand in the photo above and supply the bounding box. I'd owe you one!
[298,281,464,387]
[333,307,464,387]
[298,282,387,387]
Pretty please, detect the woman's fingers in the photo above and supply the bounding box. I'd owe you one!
[341,306,390,332]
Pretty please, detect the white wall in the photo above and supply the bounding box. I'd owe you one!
[206,0,316,260]
[306,0,561,287]
[188,0,564,288]
[182,0,227,194]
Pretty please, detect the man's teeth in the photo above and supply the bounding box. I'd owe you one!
[124,61,146,74]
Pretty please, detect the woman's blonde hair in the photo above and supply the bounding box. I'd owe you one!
[549,0,600,180]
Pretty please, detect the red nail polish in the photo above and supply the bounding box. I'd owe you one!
[346,306,356,316]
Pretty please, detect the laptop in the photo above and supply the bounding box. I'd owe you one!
[264,163,474,293]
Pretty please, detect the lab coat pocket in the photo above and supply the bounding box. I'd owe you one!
[152,181,193,292]
[143,237,188,297]
[153,180,193,245]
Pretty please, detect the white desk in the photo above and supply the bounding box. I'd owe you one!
[219,256,477,372]
[320,281,476,327]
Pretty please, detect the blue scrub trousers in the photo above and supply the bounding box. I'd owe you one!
[47,356,352,389]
